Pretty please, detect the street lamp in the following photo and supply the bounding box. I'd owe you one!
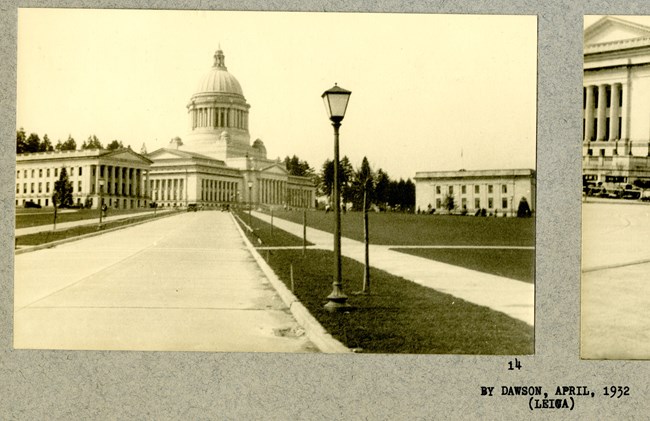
[248,180,253,227]
[322,83,352,312]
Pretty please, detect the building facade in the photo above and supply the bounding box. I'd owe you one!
[16,148,152,209]
[414,169,536,216]
[583,17,650,187]
[16,48,316,210]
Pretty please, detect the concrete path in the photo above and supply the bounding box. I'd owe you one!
[15,209,173,237]
[582,202,650,359]
[14,211,318,352]
[252,211,534,326]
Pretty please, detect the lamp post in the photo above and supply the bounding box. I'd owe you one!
[322,83,352,312]
[248,180,253,227]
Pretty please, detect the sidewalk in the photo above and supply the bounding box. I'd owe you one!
[252,211,534,326]
[15,209,173,236]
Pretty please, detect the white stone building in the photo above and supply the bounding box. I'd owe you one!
[16,48,316,209]
[414,169,536,216]
[583,17,650,187]
[16,148,152,209]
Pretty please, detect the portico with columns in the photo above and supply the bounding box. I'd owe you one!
[583,16,650,187]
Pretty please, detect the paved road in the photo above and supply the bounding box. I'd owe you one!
[251,211,534,326]
[14,211,317,352]
[582,202,650,359]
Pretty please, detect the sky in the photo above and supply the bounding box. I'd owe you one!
[17,9,536,180]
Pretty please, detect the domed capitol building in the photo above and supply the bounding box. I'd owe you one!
[16,48,316,210]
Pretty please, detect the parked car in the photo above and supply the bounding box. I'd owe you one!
[24,200,42,209]
[187,203,198,212]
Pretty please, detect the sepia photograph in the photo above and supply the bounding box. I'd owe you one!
[14,9,536,354]
[582,15,650,359]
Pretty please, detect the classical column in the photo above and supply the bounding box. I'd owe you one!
[621,83,629,140]
[596,84,608,141]
[584,85,595,141]
[94,164,99,197]
[609,83,621,141]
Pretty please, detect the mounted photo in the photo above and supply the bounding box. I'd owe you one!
[15,9,536,354]
[582,15,650,359]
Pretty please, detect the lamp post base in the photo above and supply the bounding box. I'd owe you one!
[324,291,351,312]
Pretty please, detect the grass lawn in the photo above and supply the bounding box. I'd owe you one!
[15,211,175,247]
[234,210,313,247]
[261,209,535,246]
[15,207,157,229]
[235,212,533,354]
[394,248,535,283]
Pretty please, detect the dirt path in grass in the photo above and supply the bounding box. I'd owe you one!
[251,211,534,326]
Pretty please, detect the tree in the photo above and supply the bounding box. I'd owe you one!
[40,134,54,152]
[319,159,334,199]
[283,155,314,177]
[355,157,374,294]
[374,169,390,208]
[106,140,124,151]
[53,167,73,208]
[56,135,77,151]
[16,128,27,154]
[25,133,41,153]
[443,193,455,212]
[319,156,354,206]
[351,157,374,211]
[82,134,103,150]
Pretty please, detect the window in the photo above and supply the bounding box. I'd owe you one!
[502,185,507,194]
[474,198,480,209]
[71,167,74,176]
[55,168,58,177]
[436,198,441,208]
[502,198,508,209]
[16,184,19,194]
[39,169,42,178]
[488,198,493,208]
[461,185,466,194]
[47,168,50,177]
[23,183,27,193]
[449,186,454,195]
[488,185,493,194]
[474,185,479,194]
[78,181,82,192]
[16,171,19,179]
[79,167,82,176]
[461,198,467,209]
[46,182,50,193]
[436,186,441,195]
[30,183,34,193]
[23,170,27,178]
[31,169,35,178]
[600,149,606,157]
[38,182,42,193]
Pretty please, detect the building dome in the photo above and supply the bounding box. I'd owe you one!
[194,49,244,96]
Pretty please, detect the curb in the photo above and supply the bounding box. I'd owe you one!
[230,212,351,354]
[15,211,179,255]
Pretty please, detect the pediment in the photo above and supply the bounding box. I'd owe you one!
[260,163,288,175]
[147,148,187,160]
[585,17,650,46]
[103,148,152,164]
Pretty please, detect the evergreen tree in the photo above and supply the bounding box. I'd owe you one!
[56,135,77,151]
[16,128,27,154]
[374,169,390,208]
[82,134,103,150]
[25,133,41,153]
[351,157,374,210]
[40,134,54,152]
[53,167,74,208]
[106,140,124,151]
